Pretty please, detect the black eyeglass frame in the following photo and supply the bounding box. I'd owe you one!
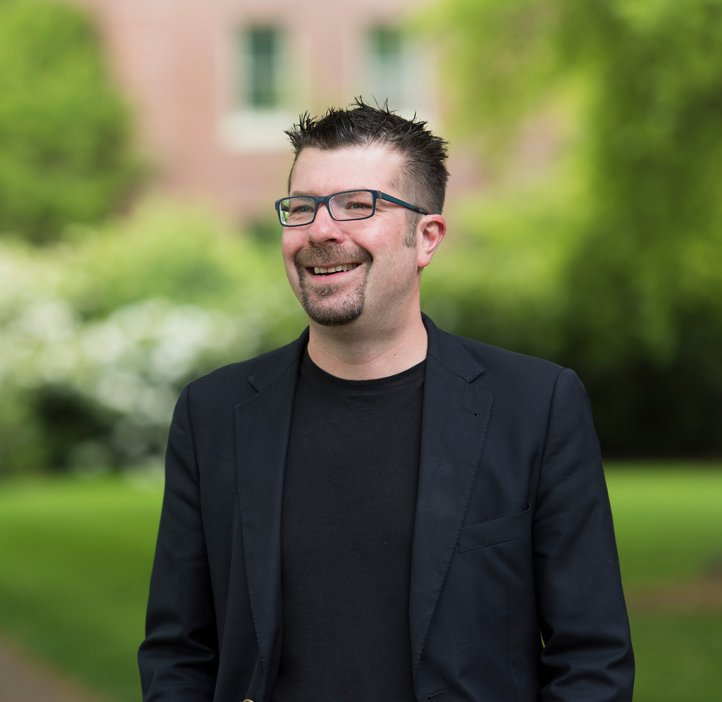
[274,189,429,227]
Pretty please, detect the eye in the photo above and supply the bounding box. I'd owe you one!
[336,191,374,213]
[346,199,373,211]
[282,198,317,222]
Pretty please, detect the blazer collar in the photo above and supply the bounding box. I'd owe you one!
[247,327,309,392]
[423,313,486,383]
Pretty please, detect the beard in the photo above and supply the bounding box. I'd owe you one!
[299,277,367,326]
[294,244,372,326]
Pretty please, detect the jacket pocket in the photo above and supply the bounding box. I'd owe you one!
[458,505,532,553]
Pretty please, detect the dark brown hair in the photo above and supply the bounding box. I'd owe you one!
[285,97,449,214]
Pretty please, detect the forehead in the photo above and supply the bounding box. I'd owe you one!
[289,144,406,196]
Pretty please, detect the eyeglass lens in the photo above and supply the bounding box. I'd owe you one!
[279,190,376,225]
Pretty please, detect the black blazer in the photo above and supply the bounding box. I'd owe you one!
[139,316,634,701]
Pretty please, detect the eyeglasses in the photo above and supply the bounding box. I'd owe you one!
[274,189,428,227]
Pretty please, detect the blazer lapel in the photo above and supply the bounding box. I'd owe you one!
[234,331,307,674]
[409,319,494,673]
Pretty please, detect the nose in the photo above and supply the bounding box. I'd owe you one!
[306,203,346,245]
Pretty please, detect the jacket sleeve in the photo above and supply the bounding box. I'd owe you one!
[534,368,634,701]
[138,385,218,701]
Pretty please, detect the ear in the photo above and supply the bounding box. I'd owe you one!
[416,214,446,270]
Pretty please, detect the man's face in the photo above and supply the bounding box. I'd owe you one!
[281,144,425,328]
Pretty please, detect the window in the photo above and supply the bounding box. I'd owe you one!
[242,27,283,109]
[367,27,419,112]
[220,25,293,151]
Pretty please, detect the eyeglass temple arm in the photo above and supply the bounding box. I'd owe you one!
[378,192,428,215]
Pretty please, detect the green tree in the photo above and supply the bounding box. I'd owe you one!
[0,0,139,243]
[424,0,722,454]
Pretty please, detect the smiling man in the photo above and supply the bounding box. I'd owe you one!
[139,100,634,702]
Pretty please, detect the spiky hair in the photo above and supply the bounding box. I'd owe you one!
[285,97,449,214]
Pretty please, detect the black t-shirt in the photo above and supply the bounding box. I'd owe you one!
[270,349,424,702]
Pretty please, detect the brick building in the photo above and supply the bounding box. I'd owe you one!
[73,0,481,226]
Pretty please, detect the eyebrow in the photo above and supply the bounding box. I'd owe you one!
[288,188,372,197]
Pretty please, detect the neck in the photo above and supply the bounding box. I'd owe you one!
[306,310,428,380]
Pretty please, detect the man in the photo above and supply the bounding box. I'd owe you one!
[139,100,634,701]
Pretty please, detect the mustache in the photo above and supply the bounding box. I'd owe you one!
[295,244,372,268]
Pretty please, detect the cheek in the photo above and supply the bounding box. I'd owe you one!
[281,235,301,267]
[280,242,302,291]
[384,245,419,278]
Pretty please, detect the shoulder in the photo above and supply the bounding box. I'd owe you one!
[458,333,564,383]
[426,320,596,457]
[181,331,306,409]
[424,316,590,419]
[426,315,567,386]
[461,332,585,404]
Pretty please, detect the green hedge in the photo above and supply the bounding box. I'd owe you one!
[422,0,722,456]
[423,177,722,457]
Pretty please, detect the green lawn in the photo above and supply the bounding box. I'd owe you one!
[606,464,722,702]
[607,464,722,587]
[0,472,163,701]
[0,463,720,701]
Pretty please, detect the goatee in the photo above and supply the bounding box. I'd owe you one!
[294,244,371,326]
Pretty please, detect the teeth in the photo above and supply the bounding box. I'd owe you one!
[313,264,357,275]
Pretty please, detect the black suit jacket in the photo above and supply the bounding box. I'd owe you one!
[139,316,634,701]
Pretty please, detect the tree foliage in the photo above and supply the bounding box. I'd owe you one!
[0,0,139,243]
[424,0,722,455]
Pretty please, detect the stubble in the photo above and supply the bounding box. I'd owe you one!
[294,245,371,326]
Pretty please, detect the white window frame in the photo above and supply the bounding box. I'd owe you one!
[219,25,294,152]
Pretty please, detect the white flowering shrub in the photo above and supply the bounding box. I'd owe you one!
[0,200,303,474]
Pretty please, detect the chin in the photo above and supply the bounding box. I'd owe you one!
[306,307,364,327]
[302,296,365,326]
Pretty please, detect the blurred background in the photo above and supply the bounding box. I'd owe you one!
[0,0,720,699]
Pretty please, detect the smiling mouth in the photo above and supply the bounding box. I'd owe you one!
[309,263,361,276]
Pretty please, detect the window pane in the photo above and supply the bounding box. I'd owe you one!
[368,27,408,110]
[372,27,402,64]
[244,27,282,109]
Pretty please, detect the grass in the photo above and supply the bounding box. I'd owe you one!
[0,472,163,701]
[605,463,722,702]
[606,463,722,587]
[0,463,720,701]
